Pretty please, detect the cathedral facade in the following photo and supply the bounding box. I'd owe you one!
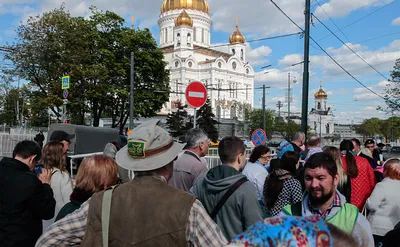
[158,0,255,120]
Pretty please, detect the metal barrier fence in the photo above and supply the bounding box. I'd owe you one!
[0,133,36,157]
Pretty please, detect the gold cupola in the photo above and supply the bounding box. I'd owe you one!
[229,18,245,44]
[161,0,210,15]
[314,86,328,99]
[175,10,193,27]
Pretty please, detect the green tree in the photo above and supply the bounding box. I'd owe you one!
[355,118,383,137]
[166,101,190,138]
[274,121,302,140]
[4,6,169,130]
[196,99,218,142]
[381,117,400,142]
[382,58,400,113]
[245,109,275,137]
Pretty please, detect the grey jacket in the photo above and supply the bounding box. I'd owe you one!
[168,151,208,191]
[281,191,374,247]
[103,143,131,183]
[190,165,262,240]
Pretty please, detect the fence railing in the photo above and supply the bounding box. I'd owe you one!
[0,133,36,157]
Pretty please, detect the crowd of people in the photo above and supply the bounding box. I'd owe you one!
[0,120,399,247]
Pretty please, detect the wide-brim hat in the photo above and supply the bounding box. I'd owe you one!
[116,119,185,171]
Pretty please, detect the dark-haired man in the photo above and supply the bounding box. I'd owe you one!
[190,136,262,240]
[282,152,374,247]
[0,140,55,247]
[365,139,383,165]
[351,138,378,169]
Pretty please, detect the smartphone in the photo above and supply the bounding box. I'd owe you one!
[34,165,43,174]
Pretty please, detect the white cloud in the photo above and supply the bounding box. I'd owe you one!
[392,16,400,26]
[362,106,377,111]
[254,69,302,89]
[314,0,393,19]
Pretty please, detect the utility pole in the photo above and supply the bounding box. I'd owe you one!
[217,81,221,136]
[288,73,291,123]
[276,101,283,120]
[301,0,311,136]
[129,51,134,130]
[262,85,266,132]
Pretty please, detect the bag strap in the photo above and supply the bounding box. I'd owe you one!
[290,201,302,216]
[102,185,118,247]
[183,150,202,162]
[210,177,247,220]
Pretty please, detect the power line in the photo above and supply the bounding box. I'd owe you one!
[354,31,400,44]
[312,13,389,81]
[317,0,398,42]
[269,0,400,108]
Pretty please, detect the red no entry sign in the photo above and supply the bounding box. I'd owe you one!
[185,81,207,108]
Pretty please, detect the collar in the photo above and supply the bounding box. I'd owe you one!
[0,157,31,172]
[308,192,341,219]
[134,172,167,183]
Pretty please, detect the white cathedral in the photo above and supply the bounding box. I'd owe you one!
[309,85,335,136]
[158,0,255,120]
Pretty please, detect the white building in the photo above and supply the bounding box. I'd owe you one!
[308,86,335,137]
[158,0,255,120]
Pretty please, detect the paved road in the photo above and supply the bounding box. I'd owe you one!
[383,151,400,160]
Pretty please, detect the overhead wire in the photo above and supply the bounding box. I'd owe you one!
[312,13,390,81]
[269,0,400,108]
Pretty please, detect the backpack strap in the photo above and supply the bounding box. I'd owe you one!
[102,185,118,247]
[183,150,202,162]
[210,177,248,220]
[290,201,302,216]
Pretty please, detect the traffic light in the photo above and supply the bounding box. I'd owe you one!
[64,119,70,124]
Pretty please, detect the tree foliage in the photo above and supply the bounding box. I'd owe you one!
[355,116,400,142]
[382,58,400,113]
[196,98,218,142]
[3,6,169,131]
[166,101,191,138]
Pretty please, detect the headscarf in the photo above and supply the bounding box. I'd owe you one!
[227,216,333,247]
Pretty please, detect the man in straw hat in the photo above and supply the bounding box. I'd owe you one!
[36,120,227,246]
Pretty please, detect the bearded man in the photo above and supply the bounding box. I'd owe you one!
[281,152,374,247]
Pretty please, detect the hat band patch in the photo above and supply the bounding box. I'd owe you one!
[128,141,146,158]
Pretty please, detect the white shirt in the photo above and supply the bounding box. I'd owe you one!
[242,161,269,202]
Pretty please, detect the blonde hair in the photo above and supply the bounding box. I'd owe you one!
[75,155,119,193]
[323,146,347,189]
[384,158,400,180]
[42,141,65,171]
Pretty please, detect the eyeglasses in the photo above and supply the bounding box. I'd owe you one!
[260,155,272,161]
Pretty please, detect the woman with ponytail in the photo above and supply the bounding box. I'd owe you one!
[340,140,376,211]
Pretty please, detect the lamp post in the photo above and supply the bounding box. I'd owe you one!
[287,73,297,123]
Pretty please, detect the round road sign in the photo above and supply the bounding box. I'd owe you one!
[185,81,207,108]
[251,128,267,146]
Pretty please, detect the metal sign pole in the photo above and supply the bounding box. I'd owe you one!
[193,109,197,128]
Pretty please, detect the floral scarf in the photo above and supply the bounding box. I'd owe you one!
[228,215,333,247]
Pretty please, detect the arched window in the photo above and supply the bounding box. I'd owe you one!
[317,102,321,109]
[176,33,181,46]
[187,33,191,46]
[230,105,237,119]
[241,49,244,60]
[232,49,236,55]
[165,28,168,43]
[326,123,330,134]
[202,29,204,43]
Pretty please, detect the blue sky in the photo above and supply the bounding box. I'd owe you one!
[0,0,399,124]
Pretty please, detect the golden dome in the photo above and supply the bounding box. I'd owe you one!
[161,0,210,15]
[314,87,328,99]
[175,10,193,27]
[229,18,245,44]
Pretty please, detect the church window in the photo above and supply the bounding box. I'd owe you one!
[202,29,204,43]
[218,62,222,68]
[165,28,168,43]
[176,33,181,46]
[241,49,244,60]
[230,105,237,119]
[326,123,330,134]
[232,49,236,55]
[175,61,179,68]
[188,61,193,68]
[317,102,321,109]
[232,62,237,70]
[187,33,191,46]
[246,68,249,74]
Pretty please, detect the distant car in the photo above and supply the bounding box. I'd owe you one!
[391,146,400,153]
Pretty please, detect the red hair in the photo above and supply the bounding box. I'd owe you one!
[384,158,400,180]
